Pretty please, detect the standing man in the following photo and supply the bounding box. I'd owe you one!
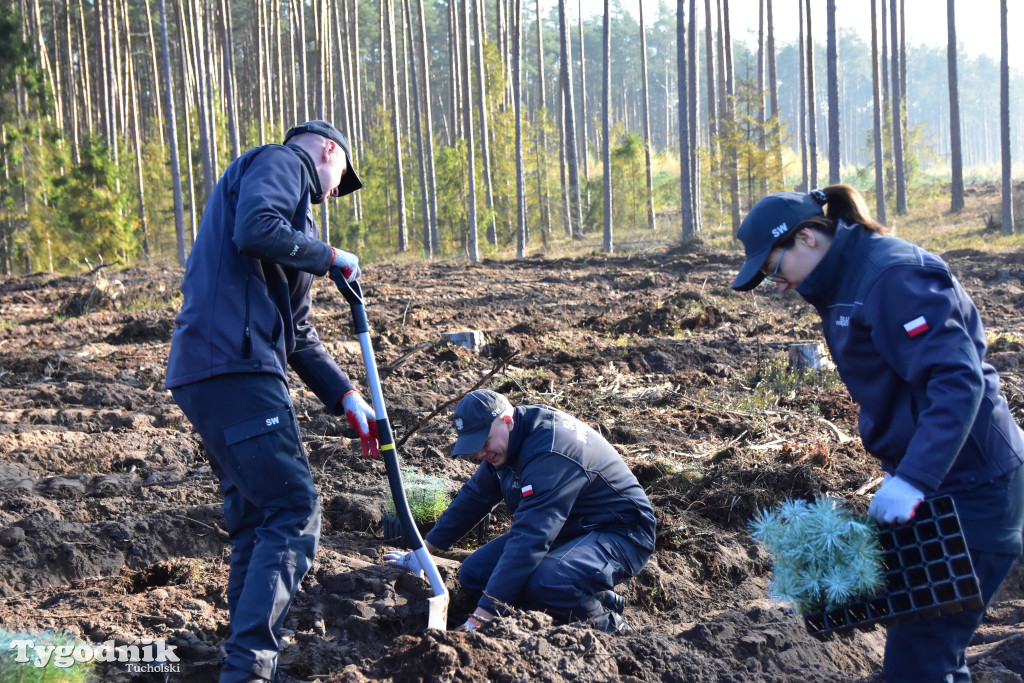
[386,390,656,633]
[166,120,379,683]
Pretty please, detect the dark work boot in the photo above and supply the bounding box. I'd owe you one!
[595,590,625,615]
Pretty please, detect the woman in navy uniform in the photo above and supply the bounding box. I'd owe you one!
[731,184,1024,681]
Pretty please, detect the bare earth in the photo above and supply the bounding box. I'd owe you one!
[0,245,1022,682]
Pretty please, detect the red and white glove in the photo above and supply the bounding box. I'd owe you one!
[331,247,361,282]
[868,474,924,525]
[342,391,380,458]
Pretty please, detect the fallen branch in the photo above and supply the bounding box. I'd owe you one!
[379,341,431,378]
[854,475,885,497]
[818,417,853,443]
[394,351,520,450]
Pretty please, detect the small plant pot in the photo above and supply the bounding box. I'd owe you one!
[803,496,982,639]
[382,514,435,549]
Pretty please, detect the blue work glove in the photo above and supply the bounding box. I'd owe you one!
[383,550,425,579]
[868,474,924,525]
[331,247,361,282]
[342,391,380,459]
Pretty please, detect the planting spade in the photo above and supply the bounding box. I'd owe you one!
[331,269,450,630]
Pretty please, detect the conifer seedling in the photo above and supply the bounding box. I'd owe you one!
[749,496,885,615]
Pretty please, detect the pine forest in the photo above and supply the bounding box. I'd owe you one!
[1,0,1021,273]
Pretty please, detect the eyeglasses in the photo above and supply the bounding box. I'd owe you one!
[762,247,787,283]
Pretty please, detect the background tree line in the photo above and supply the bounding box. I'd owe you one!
[0,0,1019,274]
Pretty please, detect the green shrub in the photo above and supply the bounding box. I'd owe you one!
[383,469,453,525]
[749,496,885,615]
[0,628,97,682]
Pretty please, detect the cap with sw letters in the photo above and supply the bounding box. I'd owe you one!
[730,192,824,291]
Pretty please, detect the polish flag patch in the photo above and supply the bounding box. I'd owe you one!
[903,316,930,338]
[521,484,534,497]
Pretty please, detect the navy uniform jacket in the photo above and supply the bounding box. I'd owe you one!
[425,405,657,614]
[797,222,1024,500]
[165,144,355,412]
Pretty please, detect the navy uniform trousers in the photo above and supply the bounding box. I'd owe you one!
[458,529,651,632]
[884,465,1024,682]
[172,373,321,683]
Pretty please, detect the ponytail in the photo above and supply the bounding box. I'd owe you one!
[816,185,892,235]
[773,184,891,249]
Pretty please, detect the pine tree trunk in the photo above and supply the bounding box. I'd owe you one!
[535,0,549,240]
[76,0,94,135]
[639,0,654,233]
[1000,0,1013,233]
[449,1,462,144]
[128,57,150,258]
[687,0,702,233]
[97,0,113,145]
[678,0,695,240]
[142,0,166,153]
[460,0,479,260]
[257,0,267,144]
[385,0,408,250]
[190,0,214,201]
[722,0,740,234]
[220,0,239,157]
[176,0,198,241]
[870,0,887,224]
[889,0,906,213]
[805,0,818,190]
[473,0,497,245]
[577,0,590,209]
[757,0,767,194]
[601,0,612,252]
[274,1,284,135]
[287,0,299,124]
[703,0,716,153]
[558,81,570,238]
[62,0,81,162]
[826,0,840,184]
[766,0,781,187]
[798,0,807,191]
[513,0,527,258]
[413,0,439,254]
[558,0,582,240]
[298,0,309,120]
[160,0,187,265]
[403,0,430,257]
[946,0,964,213]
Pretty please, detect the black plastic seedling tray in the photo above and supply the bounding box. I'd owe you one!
[804,495,983,638]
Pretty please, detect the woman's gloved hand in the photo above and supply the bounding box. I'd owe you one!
[868,474,924,524]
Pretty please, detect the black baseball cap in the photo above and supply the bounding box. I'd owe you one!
[451,390,512,456]
[283,120,363,197]
[731,192,825,291]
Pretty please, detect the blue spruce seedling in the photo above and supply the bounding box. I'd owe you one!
[749,496,884,615]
